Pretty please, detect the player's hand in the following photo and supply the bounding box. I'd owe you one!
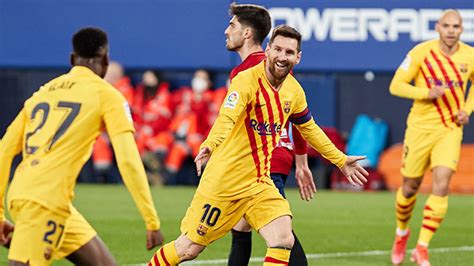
[194,147,211,176]
[295,166,317,201]
[456,110,469,126]
[428,85,445,100]
[0,219,14,248]
[146,229,164,250]
[340,156,369,186]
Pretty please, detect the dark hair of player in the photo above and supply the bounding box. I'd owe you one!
[72,27,108,58]
[229,3,271,45]
[269,25,302,52]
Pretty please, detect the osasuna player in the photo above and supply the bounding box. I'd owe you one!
[0,27,163,265]
[148,25,368,266]
[389,9,473,266]
[224,3,314,266]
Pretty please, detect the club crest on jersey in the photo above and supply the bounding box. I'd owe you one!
[460,64,468,73]
[224,91,239,109]
[196,224,208,236]
[284,101,291,113]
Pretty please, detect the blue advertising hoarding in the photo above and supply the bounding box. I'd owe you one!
[0,0,472,71]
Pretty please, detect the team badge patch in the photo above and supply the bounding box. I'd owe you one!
[460,64,468,73]
[196,224,208,236]
[224,91,239,109]
[400,55,411,71]
[44,246,52,260]
[284,101,291,113]
[123,102,132,121]
[123,102,133,121]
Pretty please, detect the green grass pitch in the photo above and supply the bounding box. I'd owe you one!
[1,185,473,265]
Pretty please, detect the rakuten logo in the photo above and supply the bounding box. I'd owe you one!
[249,119,282,136]
[269,8,474,42]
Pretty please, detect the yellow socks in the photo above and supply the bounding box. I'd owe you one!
[263,247,290,265]
[418,194,448,246]
[395,187,417,231]
[149,241,180,266]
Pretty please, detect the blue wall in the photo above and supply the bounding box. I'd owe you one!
[0,0,473,70]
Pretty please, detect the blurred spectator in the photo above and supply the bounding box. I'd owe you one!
[91,61,134,183]
[104,61,134,104]
[132,70,172,157]
[149,69,214,184]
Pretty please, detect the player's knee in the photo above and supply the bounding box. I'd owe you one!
[271,231,295,249]
[402,178,422,197]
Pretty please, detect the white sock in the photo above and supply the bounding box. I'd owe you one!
[396,228,408,236]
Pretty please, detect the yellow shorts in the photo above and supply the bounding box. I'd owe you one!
[180,184,292,246]
[55,205,97,259]
[401,127,462,178]
[8,200,96,264]
[9,200,67,265]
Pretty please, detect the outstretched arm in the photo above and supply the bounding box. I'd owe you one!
[111,131,164,250]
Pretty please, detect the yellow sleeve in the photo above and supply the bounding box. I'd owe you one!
[0,108,27,219]
[295,120,347,168]
[100,87,135,137]
[290,85,346,168]
[200,76,252,152]
[110,132,160,230]
[389,46,430,100]
[464,64,474,116]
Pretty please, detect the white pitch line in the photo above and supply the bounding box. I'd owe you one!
[129,246,474,265]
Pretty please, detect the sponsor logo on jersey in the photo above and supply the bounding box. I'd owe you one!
[224,91,239,109]
[249,119,282,136]
[426,77,463,89]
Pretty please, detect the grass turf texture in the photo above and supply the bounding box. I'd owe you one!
[1,185,473,265]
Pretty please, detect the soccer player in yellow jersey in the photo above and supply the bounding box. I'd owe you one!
[389,10,474,266]
[0,27,164,265]
[148,25,368,266]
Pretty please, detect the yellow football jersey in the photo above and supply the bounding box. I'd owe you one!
[0,66,134,216]
[391,40,474,131]
[199,61,346,200]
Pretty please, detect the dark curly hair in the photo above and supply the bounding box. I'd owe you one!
[72,27,108,58]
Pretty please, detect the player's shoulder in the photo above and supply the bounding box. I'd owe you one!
[286,73,304,91]
[231,62,262,89]
[458,41,474,59]
[409,39,437,57]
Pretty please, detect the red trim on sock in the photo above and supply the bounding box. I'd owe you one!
[423,216,443,222]
[422,224,437,233]
[424,205,433,211]
[264,256,289,265]
[398,215,412,223]
[160,248,170,266]
[153,253,160,265]
[397,200,416,209]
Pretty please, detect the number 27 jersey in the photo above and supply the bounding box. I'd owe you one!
[3,66,134,216]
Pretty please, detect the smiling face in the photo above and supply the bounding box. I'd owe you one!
[436,11,463,49]
[224,16,246,51]
[265,35,301,82]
